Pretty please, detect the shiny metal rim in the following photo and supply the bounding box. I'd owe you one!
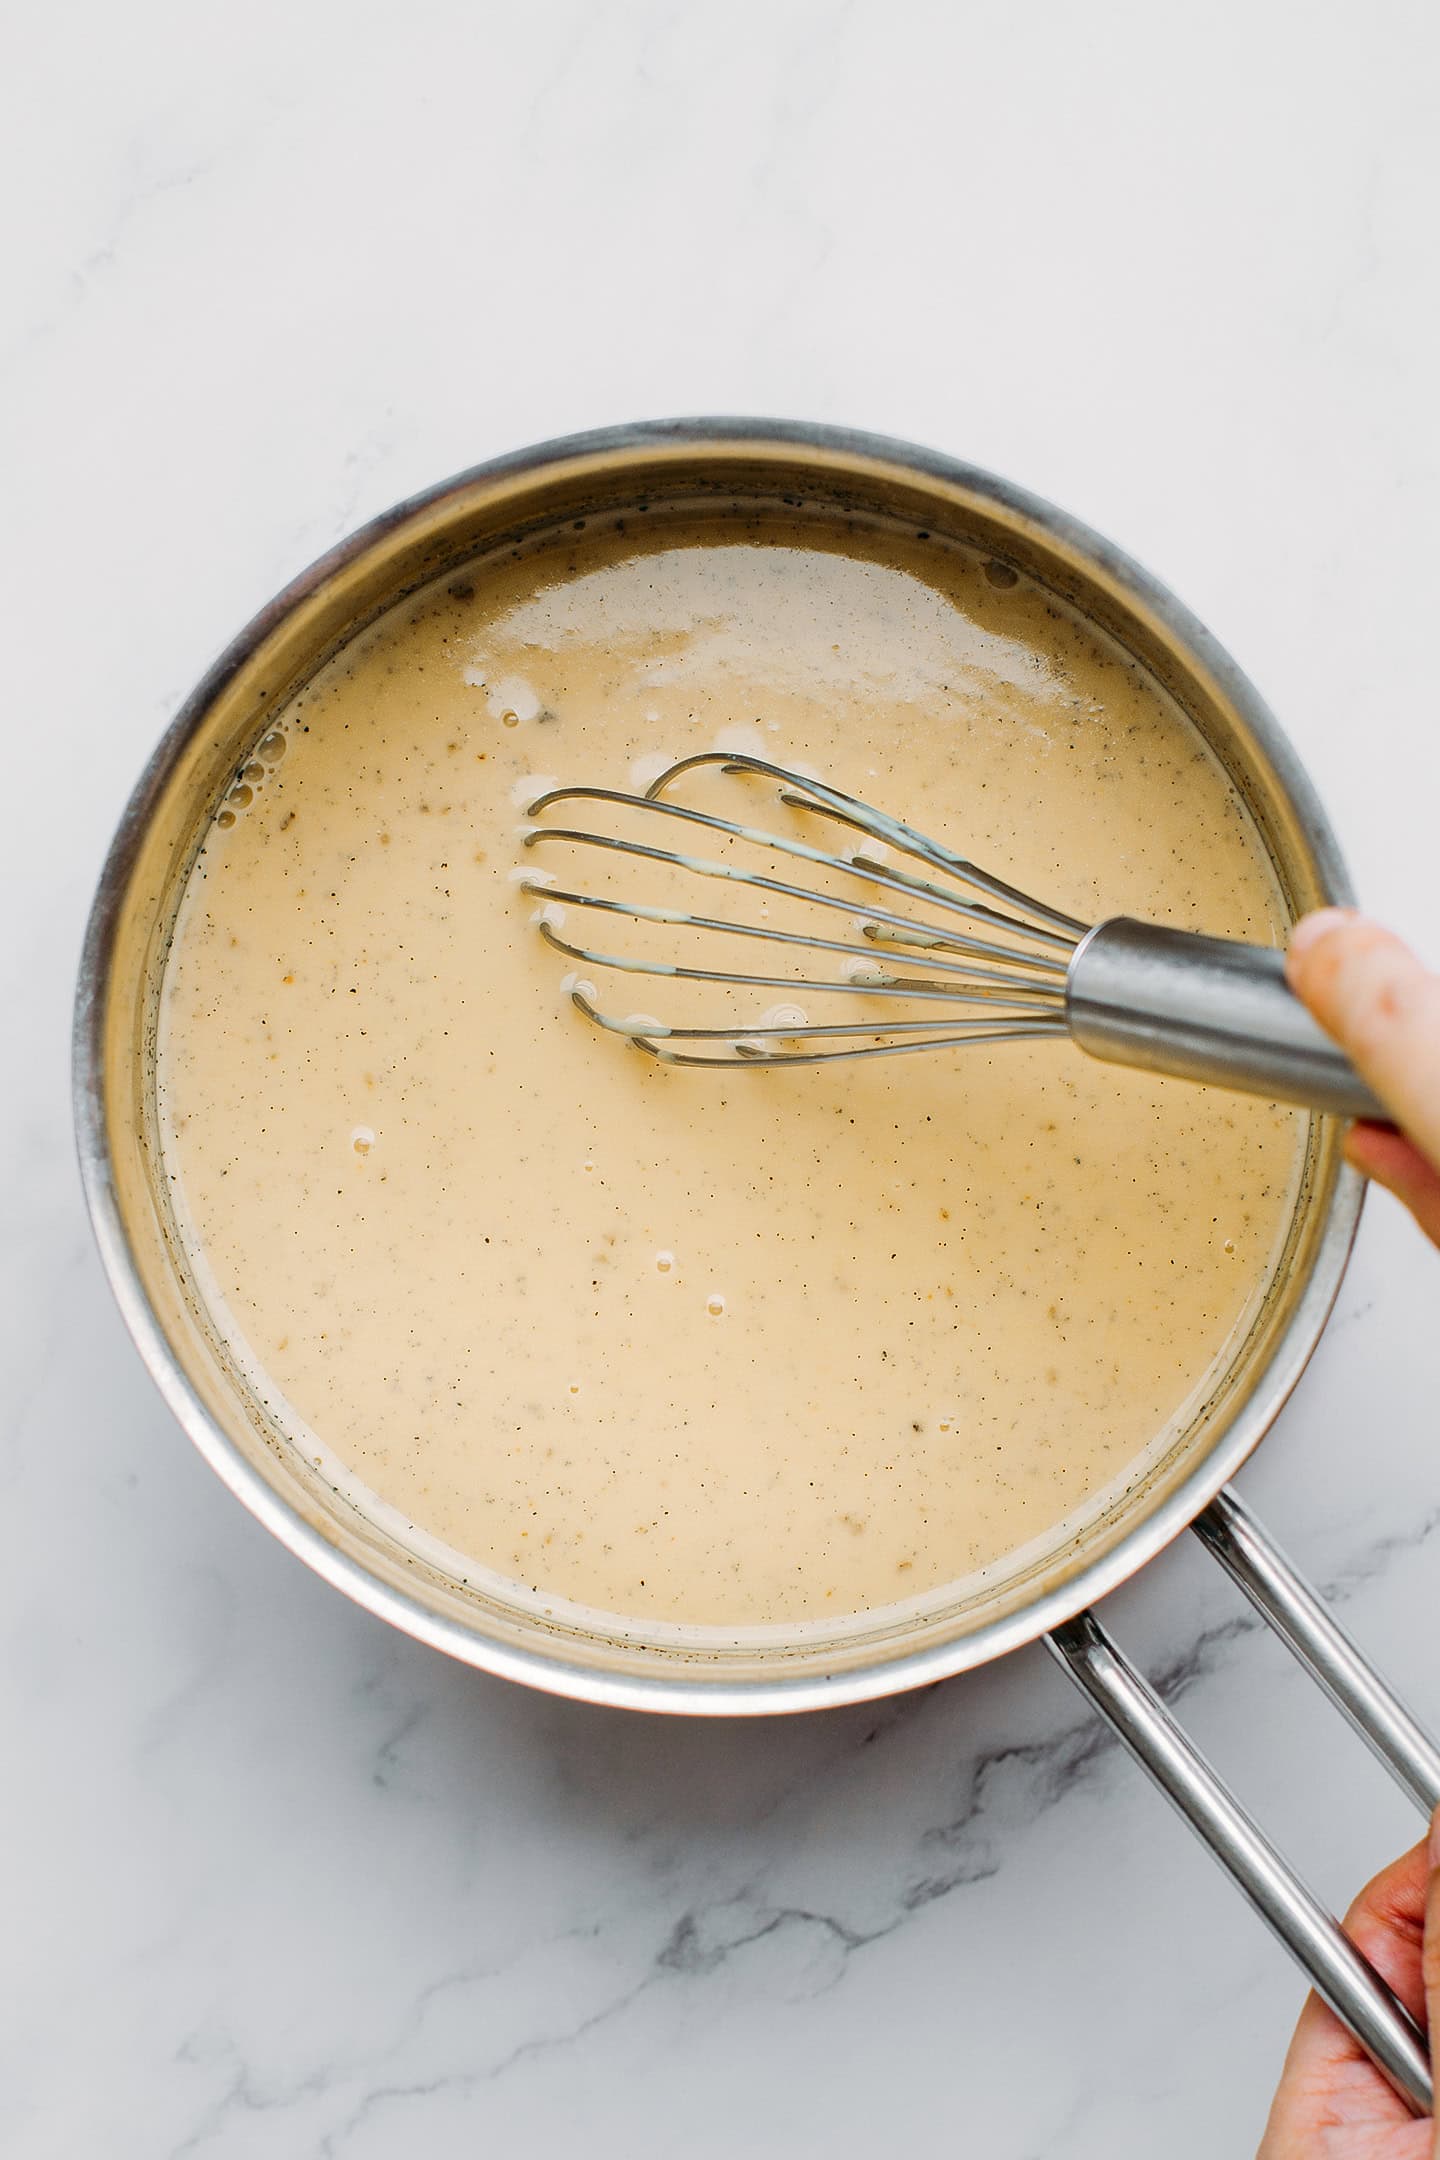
[72,418,1363,1715]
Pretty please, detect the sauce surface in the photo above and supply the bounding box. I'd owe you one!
[158,514,1303,1628]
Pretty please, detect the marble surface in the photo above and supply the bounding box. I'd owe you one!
[7,3,1440,2152]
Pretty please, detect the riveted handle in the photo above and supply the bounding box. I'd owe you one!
[1066,917,1389,1120]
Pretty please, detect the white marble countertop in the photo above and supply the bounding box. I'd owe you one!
[7,4,1440,2153]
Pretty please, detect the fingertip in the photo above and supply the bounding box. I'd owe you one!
[1287,907,1359,968]
[1285,911,1360,1002]
[1343,1121,1408,1177]
[1343,1123,1440,1246]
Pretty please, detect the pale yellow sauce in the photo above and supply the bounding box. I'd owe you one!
[157,512,1303,1628]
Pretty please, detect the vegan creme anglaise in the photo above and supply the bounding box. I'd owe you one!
[156,510,1304,1630]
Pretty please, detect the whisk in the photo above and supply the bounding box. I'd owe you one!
[518,751,1385,1120]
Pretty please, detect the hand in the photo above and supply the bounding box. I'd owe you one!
[1258,1826,1439,2157]
[1287,911,1440,1249]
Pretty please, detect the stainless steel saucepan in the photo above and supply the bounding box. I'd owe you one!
[74,421,1440,2112]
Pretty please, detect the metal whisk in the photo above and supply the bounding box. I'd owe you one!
[518,752,1385,1120]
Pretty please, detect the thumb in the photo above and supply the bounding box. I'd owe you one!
[1287,911,1440,1168]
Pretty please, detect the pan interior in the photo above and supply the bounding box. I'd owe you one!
[101,468,1338,1684]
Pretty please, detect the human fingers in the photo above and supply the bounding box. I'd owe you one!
[1256,1839,1430,2155]
[1345,1125,1440,1250]
[1287,912,1440,1170]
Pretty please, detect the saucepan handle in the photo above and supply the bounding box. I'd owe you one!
[1194,1487,1440,1817]
[1065,918,1390,1120]
[1047,1484,1440,2116]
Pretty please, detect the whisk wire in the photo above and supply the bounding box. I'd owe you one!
[629,1026,1069,1070]
[536,918,1065,1009]
[526,805,1073,970]
[573,999,1067,1046]
[530,879,1068,991]
[645,751,1089,938]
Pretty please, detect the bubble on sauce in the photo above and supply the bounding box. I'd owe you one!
[984,559,1019,589]
[713,721,767,759]
[229,783,254,809]
[215,808,237,829]
[705,1292,727,1318]
[654,1250,675,1273]
[629,749,675,792]
[243,761,266,784]
[258,730,287,762]
[839,955,886,986]
[351,1126,376,1157]
[483,675,541,727]
[512,774,558,809]
[1223,1238,1236,1254]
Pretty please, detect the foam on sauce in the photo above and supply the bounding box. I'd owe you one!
[157,513,1305,1628]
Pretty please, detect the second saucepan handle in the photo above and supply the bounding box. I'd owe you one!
[1065,916,1389,1120]
[1047,1486,1440,2115]
[1194,1486,1440,1817]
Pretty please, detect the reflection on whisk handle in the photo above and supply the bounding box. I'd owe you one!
[1066,917,1391,1122]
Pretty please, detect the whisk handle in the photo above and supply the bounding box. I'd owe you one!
[1066,917,1390,1120]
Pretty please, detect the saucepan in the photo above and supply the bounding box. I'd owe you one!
[73,421,1440,2111]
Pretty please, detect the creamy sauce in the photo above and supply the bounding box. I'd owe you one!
[157,513,1304,1628]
